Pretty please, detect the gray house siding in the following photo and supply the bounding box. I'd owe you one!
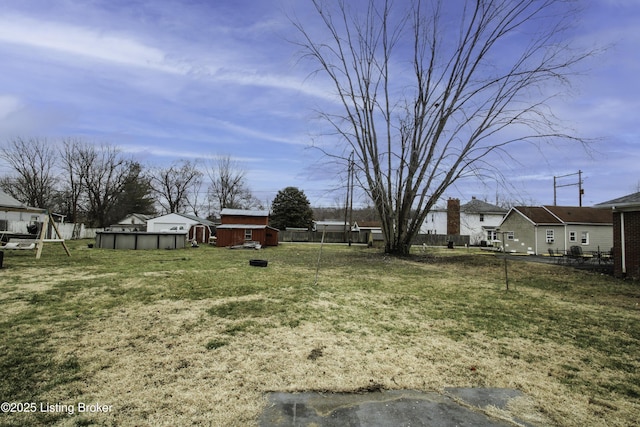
[499,206,613,255]
[564,224,613,253]
[535,225,566,255]
[500,212,536,253]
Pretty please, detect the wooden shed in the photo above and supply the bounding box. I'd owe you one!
[188,223,212,244]
[216,209,279,247]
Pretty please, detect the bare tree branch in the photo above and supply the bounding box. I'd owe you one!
[0,137,58,208]
[150,160,203,214]
[205,155,258,215]
[293,0,593,254]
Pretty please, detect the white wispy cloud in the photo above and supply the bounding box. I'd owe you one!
[0,95,23,120]
[0,14,188,75]
[0,12,335,106]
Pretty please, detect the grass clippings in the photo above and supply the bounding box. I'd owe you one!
[0,241,638,426]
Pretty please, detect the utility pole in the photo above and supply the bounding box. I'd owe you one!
[579,170,583,207]
[553,170,584,206]
[343,153,351,243]
[348,152,354,246]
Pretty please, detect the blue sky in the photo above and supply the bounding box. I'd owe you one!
[0,0,638,209]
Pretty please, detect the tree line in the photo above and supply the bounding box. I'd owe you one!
[0,137,260,227]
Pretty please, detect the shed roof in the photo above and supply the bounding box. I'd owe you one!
[220,209,269,217]
[216,224,279,230]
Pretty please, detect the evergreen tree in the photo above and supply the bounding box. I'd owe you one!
[270,187,313,230]
[110,164,156,223]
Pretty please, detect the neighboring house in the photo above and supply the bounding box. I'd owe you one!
[145,213,215,244]
[0,190,47,237]
[595,191,640,280]
[460,197,508,244]
[420,205,447,235]
[312,220,358,233]
[109,213,153,232]
[497,205,613,255]
[420,197,507,245]
[216,209,279,247]
[0,190,69,257]
[119,213,152,226]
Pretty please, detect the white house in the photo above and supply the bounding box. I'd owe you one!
[146,213,214,233]
[0,190,47,235]
[108,213,153,232]
[118,213,153,226]
[420,197,507,245]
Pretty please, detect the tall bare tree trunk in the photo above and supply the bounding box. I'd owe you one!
[293,0,592,255]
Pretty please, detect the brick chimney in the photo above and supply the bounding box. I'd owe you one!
[447,198,460,235]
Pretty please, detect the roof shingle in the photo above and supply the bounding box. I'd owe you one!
[514,205,612,225]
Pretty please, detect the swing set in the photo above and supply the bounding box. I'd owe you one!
[1,207,70,259]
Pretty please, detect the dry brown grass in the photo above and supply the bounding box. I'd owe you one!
[1,242,638,426]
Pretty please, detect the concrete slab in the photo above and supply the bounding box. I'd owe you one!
[260,389,524,426]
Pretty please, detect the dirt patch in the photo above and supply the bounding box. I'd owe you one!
[307,346,324,361]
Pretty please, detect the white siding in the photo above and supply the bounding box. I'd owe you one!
[420,210,447,234]
[146,213,197,232]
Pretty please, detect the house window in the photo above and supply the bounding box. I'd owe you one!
[479,214,485,222]
[569,231,576,242]
[546,229,554,243]
[506,231,514,240]
[581,231,589,245]
[244,229,252,240]
[487,230,497,240]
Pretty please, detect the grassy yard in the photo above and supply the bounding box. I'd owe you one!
[0,240,638,426]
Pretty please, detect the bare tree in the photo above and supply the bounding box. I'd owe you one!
[0,137,58,208]
[293,0,592,255]
[150,160,203,214]
[56,139,154,226]
[186,174,205,217]
[206,155,257,214]
[71,142,138,227]
[58,138,87,223]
